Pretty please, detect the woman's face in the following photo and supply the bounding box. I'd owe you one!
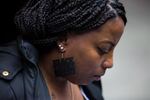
[63,17,125,85]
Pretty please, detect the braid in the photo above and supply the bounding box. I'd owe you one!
[15,0,127,50]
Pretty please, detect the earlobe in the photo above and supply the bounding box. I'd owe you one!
[58,43,66,53]
[57,38,68,52]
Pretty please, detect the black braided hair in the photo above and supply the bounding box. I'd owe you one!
[14,0,127,51]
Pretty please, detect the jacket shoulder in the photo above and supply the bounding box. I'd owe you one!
[0,41,25,100]
[0,41,23,81]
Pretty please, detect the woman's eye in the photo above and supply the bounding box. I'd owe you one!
[97,43,114,54]
[98,47,110,54]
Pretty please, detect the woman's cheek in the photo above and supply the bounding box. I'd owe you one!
[84,51,101,67]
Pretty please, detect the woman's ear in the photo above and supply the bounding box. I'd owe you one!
[56,33,74,52]
[57,37,68,53]
[57,42,66,53]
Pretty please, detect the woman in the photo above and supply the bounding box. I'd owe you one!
[0,0,127,100]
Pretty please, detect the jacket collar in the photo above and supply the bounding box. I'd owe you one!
[0,37,39,80]
[17,36,39,65]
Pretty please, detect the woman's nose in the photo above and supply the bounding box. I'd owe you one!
[102,56,113,69]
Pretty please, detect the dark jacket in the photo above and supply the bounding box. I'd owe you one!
[0,38,104,100]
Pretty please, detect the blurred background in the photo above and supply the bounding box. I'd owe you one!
[102,0,150,100]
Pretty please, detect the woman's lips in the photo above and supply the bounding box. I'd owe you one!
[93,75,101,81]
[93,72,105,81]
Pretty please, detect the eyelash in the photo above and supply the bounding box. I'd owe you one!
[97,47,110,54]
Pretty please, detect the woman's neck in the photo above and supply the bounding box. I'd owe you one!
[38,51,69,91]
[38,52,84,100]
[39,57,73,100]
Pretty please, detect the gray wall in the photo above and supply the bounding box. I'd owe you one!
[102,0,150,100]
